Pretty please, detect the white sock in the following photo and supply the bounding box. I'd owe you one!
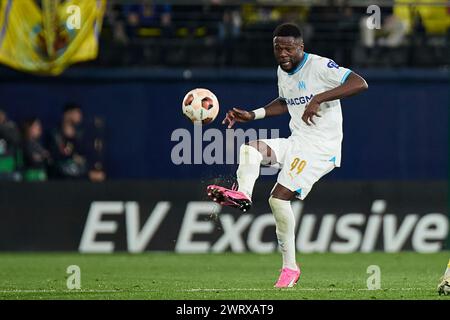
[445,259,450,277]
[236,144,263,199]
[269,196,297,270]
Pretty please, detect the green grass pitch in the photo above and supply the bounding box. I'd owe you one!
[0,252,448,300]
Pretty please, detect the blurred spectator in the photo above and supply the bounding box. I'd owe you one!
[94,3,450,68]
[121,1,174,65]
[158,4,175,65]
[136,0,156,27]
[410,7,426,45]
[86,116,106,183]
[377,14,408,47]
[277,6,313,45]
[0,109,21,181]
[21,117,51,181]
[219,9,242,40]
[359,14,376,54]
[123,0,173,38]
[218,8,242,66]
[375,14,409,66]
[335,5,359,67]
[160,5,175,38]
[308,0,340,58]
[406,7,428,66]
[47,104,88,180]
[106,0,129,45]
[359,12,408,67]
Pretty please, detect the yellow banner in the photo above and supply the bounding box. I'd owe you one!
[395,0,450,34]
[0,0,106,75]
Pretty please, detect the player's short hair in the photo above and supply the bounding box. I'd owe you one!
[273,23,302,39]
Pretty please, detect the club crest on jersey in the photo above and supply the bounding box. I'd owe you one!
[298,81,306,90]
[327,60,340,69]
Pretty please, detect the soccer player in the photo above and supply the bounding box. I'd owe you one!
[207,23,368,288]
[437,259,450,295]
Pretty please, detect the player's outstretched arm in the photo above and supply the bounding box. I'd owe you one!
[302,72,368,125]
[222,98,288,128]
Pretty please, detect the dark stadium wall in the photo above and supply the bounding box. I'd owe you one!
[0,69,447,180]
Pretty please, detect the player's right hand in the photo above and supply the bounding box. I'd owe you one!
[222,108,254,128]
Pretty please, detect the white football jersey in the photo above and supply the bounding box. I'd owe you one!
[277,53,352,167]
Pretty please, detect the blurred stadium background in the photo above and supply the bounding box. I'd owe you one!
[0,0,448,299]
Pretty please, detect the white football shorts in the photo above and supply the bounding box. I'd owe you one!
[258,137,336,200]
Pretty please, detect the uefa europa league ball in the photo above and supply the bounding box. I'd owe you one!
[182,88,219,125]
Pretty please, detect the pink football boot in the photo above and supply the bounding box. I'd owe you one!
[274,265,301,288]
[206,184,252,212]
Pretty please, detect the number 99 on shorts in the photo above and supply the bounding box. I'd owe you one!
[289,157,306,175]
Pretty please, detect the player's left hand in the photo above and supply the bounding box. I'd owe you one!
[302,98,321,125]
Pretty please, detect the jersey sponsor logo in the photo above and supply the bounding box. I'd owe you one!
[286,94,314,106]
[327,59,340,69]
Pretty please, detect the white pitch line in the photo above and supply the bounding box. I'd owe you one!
[184,288,427,292]
[0,287,430,294]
